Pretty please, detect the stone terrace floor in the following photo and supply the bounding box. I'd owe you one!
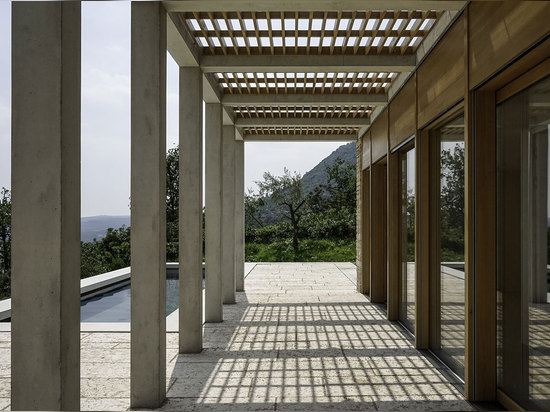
[0,262,487,411]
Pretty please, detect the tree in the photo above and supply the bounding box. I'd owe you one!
[166,146,179,223]
[324,158,357,214]
[0,188,10,299]
[166,146,180,261]
[80,226,131,279]
[256,168,308,254]
[440,143,465,260]
[309,157,356,215]
[244,190,265,228]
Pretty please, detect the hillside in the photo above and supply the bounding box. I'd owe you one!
[81,215,130,242]
[259,142,356,224]
[301,142,356,194]
[81,142,357,238]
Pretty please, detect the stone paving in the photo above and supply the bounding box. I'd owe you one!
[0,262,478,411]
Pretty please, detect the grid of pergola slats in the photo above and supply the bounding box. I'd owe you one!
[181,10,441,56]
[232,105,373,118]
[178,9,443,138]
[241,126,360,135]
[216,71,396,94]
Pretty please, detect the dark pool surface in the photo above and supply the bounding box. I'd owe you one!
[80,276,202,322]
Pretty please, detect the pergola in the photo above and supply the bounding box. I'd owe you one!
[10,1,466,410]
[165,2,462,142]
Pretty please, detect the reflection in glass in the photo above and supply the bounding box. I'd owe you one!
[399,145,415,333]
[431,115,465,378]
[497,75,550,410]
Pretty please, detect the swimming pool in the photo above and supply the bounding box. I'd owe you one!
[80,275,182,322]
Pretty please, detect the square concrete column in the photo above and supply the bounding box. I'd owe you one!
[179,67,203,352]
[235,140,245,292]
[130,2,166,408]
[221,126,236,304]
[205,103,223,322]
[11,3,81,410]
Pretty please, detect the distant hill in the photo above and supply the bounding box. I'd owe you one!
[81,215,130,242]
[301,142,356,194]
[82,143,357,238]
[259,142,356,224]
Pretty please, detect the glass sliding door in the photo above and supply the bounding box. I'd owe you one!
[496,74,550,410]
[430,114,465,378]
[399,143,415,333]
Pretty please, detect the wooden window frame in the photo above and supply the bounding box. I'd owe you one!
[389,137,416,328]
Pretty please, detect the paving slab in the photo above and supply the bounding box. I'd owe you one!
[0,262,477,411]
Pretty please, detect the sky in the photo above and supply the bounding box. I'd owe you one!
[0,2,344,217]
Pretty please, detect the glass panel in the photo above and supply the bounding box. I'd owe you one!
[497,74,550,410]
[399,145,415,333]
[431,114,465,378]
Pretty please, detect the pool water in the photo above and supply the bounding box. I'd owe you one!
[80,276,197,322]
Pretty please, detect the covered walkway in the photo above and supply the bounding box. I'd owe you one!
[0,263,472,411]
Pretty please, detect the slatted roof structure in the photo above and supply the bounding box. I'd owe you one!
[181,11,440,56]
[164,1,465,141]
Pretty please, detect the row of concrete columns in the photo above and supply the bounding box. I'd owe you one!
[10,2,245,410]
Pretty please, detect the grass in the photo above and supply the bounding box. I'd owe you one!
[246,238,356,262]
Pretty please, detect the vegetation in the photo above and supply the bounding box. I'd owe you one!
[80,146,182,279]
[256,168,308,254]
[80,226,130,279]
[0,188,10,299]
[0,143,360,300]
[440,143,465,262]
[246,156,357,262]
[166,146,180,262]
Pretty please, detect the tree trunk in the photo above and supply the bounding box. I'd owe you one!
[290,208,299,255]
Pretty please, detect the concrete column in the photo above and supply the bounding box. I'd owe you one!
[205,103,223,322]
[130,2,166,408]
[11,3,80,410]
[222,126,236,304]
[235,140,245,292]
[179,67,203,352]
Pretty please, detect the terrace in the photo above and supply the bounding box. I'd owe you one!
[0,263,474,411]
[7,0,550,410]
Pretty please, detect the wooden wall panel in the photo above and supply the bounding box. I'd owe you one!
[371,161,387,303]
[389,75,416,150]
[371,109,388,163]
[361,168,371,295]
[417,14,465,128]
[362,131,371,170]
[469,2,550,89]
[356,137,364,291]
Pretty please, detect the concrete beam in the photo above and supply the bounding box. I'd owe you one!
[130,3,166,408]
[221,126,236,304]
[166,11,199,67]
[179,67,203,353]
[236,117,369,127]
[165,9,226,107]
[243,134,357,142]
[163,1,466,12]
[201,54,416,73]
[11,3,81,410]
[235,128,244,141]
[205,103,224,322]
[222,93,387,106]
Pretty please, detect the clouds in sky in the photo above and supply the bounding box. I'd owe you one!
[0,2,344,217]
